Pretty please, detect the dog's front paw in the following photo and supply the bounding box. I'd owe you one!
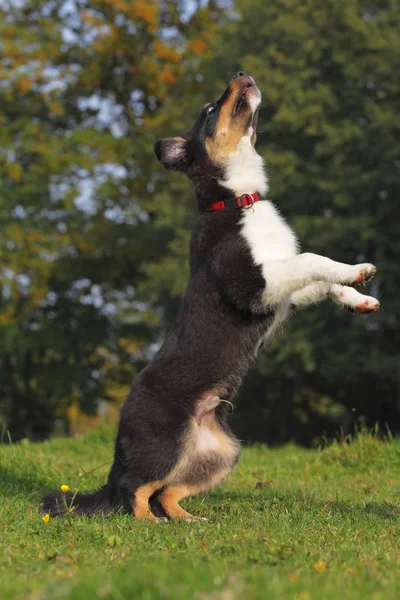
[331,285,380,314]
[352,263,377,286]
[344,298,380,314]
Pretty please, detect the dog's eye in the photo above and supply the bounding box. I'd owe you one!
[206,105,216,114]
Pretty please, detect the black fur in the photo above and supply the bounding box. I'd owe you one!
[42,488,113,517]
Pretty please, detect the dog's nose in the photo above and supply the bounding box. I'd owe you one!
[231,72,255,85]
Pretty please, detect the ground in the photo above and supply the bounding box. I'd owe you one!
[1,426,399,600]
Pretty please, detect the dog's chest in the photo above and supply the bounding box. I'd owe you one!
[240,201,297,339]
[240,201,298,263]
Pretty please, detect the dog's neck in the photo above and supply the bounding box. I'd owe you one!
[218,137,268,198]
[195,139,268,211]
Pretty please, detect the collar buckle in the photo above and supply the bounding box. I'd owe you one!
[239,193,255,209]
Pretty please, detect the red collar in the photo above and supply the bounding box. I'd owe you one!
[205,192,260,212]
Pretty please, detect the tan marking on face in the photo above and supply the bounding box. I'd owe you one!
[205,80,258,165]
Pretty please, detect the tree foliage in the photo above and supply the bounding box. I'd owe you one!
[0,0,221,438]
[1,0,399,443]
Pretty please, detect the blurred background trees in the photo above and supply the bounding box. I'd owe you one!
[1,0,399,443]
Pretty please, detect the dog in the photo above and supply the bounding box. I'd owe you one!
[42,72,379,521]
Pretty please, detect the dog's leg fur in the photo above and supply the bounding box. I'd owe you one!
[133,481,163,521]
[262,253,376,306]
[290,282,380,313]
[290,281,331,309]
[329,284,380,313]
[158,486,203,521]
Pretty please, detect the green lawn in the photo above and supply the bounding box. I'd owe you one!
[1,427,399,600]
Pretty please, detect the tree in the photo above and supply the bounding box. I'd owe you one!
[0,0,222,439]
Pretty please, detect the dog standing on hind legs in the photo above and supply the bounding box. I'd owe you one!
[42,72,380,521]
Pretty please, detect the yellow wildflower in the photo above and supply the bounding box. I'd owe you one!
[60,484,70,493]
[313,560,328,573]
[42,513,50,524]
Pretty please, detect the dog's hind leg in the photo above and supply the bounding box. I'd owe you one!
[133,481,164,521]
[158,486,205,521]
[149,490,170,519]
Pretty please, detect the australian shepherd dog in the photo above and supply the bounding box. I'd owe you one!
[42,72,379,521]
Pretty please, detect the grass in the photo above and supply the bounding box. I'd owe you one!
[1,426,400,600]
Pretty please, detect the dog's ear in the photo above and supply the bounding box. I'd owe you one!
[154,137,188,172]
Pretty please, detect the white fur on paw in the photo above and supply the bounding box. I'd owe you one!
[351,263,377,286]
[331,285,380,313]
[352,298,380,313]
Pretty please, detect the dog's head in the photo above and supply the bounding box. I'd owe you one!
[155,72,267,207]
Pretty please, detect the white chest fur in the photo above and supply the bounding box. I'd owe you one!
[219,135,298,262]
[240,201,299,263]
[241,201,299,318]
[218,136,268,197]
[220,136,299,311]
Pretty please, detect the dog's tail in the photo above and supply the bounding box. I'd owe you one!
[41,454,128,517]
[41,485,117,517]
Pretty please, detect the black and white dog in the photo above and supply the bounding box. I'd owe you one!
[42,73,379,521]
